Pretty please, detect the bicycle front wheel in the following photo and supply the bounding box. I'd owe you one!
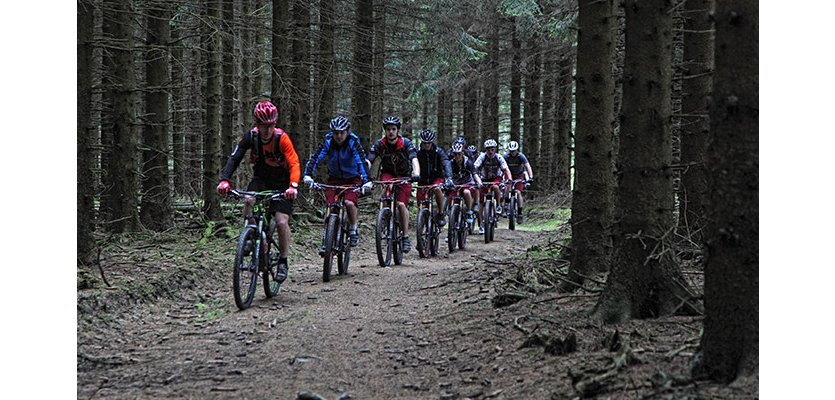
[338,218,351,275]
[375,208,393,267]
[233,226,259,310]
[484,201,494,244]
[322,215,338,282]
[262,227,280,298]
[508,196,517,231]
[416,208,430,258]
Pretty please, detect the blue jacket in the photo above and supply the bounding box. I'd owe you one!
[303,132,370,182]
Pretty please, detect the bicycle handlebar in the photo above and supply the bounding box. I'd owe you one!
[309,182,363,193]
[229,189,287,200]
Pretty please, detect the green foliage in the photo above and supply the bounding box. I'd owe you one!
[498,0,541,17]
[195,300,225,322]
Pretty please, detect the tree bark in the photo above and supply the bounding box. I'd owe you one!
[566,0,616,288]
[102,0,140,233]
[171,23,187,195]
[523,37,541,162]
[316,0,336,136]
[677,0,715,241]
[372,0,386,129]
[353,0,374,143]
[540,45,556,190]
[555,51,574,192]
[78,0,96,262]
[591,0,699,323]
[509,17,521,143]
[141,2,173,231]
[291,0,311,154]
[221,0,237,157]
[272,0,290,127]
[202,0,223,220]
[463,78,478,146]
[693,0,758,382]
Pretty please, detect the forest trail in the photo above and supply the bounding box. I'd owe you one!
[78,224,546,399]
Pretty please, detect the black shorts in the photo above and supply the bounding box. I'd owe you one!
[246,177,293,216]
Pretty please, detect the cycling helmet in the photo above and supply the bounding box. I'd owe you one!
[383,116,402,128]
[466,145,477,154]
[484,139,498,149]
[329,115,350,131]
[453,136,467,146]
[253,101,278,125]
[419,129,436,143]
[507,140,520,151]
[451,143,464,153]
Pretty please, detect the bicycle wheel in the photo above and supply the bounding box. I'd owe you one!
[448,205,460,253]
[262,227,280,298]
[375,208,393,267]
[459,208,468,250]
[430,212,440,256]
[416,208,430,258]
[393,208,404,265]
[508,196,517,231]
[337,218,351,275]
[484,200,494,244]
[233,226,259,310]
[322,215,338,282]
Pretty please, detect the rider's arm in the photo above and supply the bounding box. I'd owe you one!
[220,132,252,182]
[522,153,533,180]
[468,160,483,185]
[279,133,302,187]
[303,137,332,178]
[496,154,512,181]
[439,148,453,178]
[406,138,420,177]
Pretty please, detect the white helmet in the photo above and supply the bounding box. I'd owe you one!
[483,139,498,149]
[507,141,519,151]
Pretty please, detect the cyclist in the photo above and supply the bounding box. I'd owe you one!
[367,116,421,253]
[448,136,476,161]
[502,140,534,222]
[416,129,453,226]
[473,138,512,234]
[449,142,482,227]
[217,101,301,283]
[302,115,374,249]
[466,144,482,230]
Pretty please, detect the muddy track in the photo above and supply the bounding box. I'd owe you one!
[78,224,542,399]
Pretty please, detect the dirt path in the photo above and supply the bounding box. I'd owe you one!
[78,225,542,399]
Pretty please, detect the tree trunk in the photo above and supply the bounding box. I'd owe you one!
[523,37,541,163]
[509,18,521,143]
[102,0,140,233]
[221,0,237,157]
[141,2,173,231]
[78,0,96,262]
[566,0,616,288]
[353,0,374,143]
[482,8,500,138]
[463,78,478,145]
[437,88,448,140]
[272,0,289,127]
[291,0,311,154]
[171,24,187,195]
[540,46,556,191]
[591,0,699,323]
[316,0,336,136]
[202,0,223,220]
[677,0,715,241]
[555,51,573,192]
[692,0,758,382]
[372,0,386,129]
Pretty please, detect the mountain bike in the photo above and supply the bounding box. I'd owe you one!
[227,189,285,310]
[415,183,443,258]
[505,178,531,230]
[374,178,412,267]
[481,181,504,244]
[310,182,362,282]
[445,184,471,253]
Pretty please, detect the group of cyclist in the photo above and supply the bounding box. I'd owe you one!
[217,101,534,284]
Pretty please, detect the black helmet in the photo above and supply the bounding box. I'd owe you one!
[419,129,436,143]
[382,116,401,128]
[329,115,350,131]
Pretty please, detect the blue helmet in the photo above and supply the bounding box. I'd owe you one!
[329,115,350,131]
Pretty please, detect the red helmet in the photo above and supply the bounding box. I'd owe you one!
[253,101,278,125]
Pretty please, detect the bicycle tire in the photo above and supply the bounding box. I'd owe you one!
[261,228,280,298]
[508,196,517,231]
[430,211,440,256]
[448,205,460,253]
[393,207,403,265]
[322,215,338,282]
[484,200,494,244]
[233,226,259,310]
[375,208,393,267]
[337,217,350,275]
[416,208,430,258]
[458,211,468,250]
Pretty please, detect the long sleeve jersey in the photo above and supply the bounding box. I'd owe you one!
[303,132,370,182]
[220,127,301,186]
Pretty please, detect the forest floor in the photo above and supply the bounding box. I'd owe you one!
[77,194,757,399]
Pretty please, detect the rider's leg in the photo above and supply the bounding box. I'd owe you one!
[433,186,446,225]
[463,189,474,224]
[243,197,255,224]
[397,201,409,235]
[346,200,360,246]
[273,211,291,282]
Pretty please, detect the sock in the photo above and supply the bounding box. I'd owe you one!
[350,224,358,232]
